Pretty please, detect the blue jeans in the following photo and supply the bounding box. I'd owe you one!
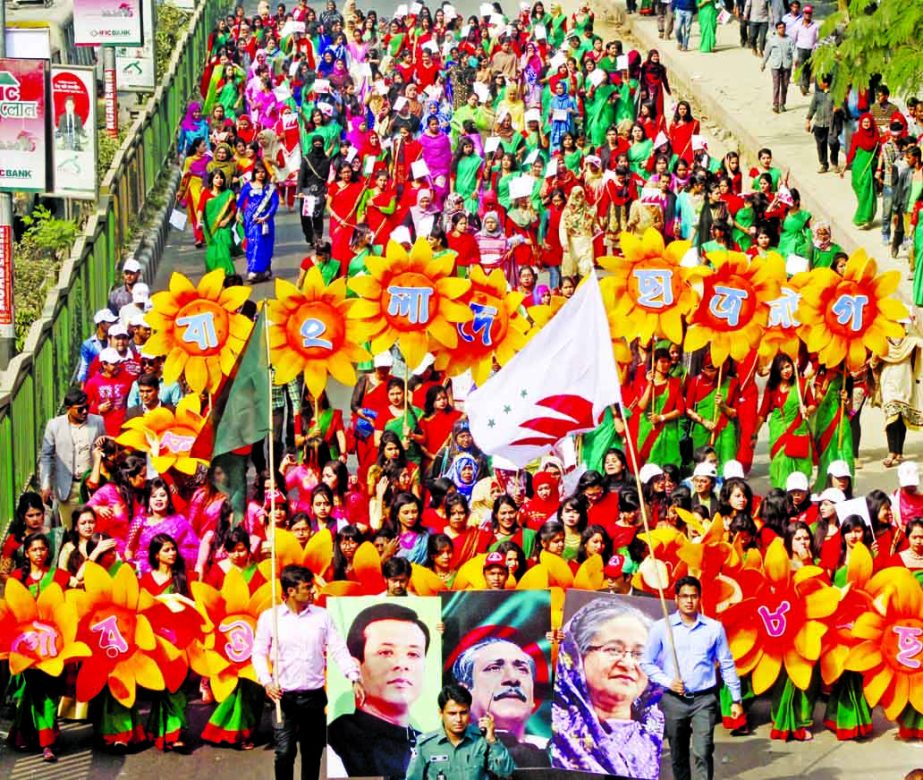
[675,9,693,48]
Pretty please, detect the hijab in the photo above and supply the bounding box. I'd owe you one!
[561,186,595,234]
[477,210,505,239]
[445,453,480,500]
[207,143,237,180]
[181,102,203,132]
[852,112,881,152]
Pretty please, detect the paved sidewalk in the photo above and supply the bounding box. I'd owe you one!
[607,2,910,285]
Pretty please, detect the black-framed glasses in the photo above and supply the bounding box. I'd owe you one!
[586,644,645,663]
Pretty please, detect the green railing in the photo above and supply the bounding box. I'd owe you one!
[0,0,227,526]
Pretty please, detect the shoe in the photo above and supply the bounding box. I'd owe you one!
[247,272,257,282]
[780,104,786,112]
[818,165,828,173]
[43,748,57,763]
[882,235,891,245]
[772,105,779,113]
[800,86,809,96]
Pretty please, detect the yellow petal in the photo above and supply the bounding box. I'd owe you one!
[783,648,814,690]
[751,651,782,695]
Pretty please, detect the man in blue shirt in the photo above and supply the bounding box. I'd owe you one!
[672,0,697,51]
[641,575,742,780]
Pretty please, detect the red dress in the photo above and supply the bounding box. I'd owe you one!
[328,181,365,271]
[669,119,701,164]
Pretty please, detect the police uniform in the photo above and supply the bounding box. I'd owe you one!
[405,725,516,780]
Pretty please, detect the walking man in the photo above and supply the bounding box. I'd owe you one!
[792,4,820,95]
[641,575,742,780]
[406,684,516,780]
[761,21,796,113]
[252,564,367,780]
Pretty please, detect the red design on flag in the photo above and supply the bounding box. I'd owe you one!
[511,395,599,446]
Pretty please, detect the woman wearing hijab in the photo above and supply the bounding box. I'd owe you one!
[419,115,453,206]
[476,211,525,280]
[808,221,843,269]
[549,81,577,150]
[559,186,596,278]
[432,419,490,481]
[178,138,211,247]
[177,102,209,159]
[841,112,880,229]
[403,189,441,242]
[297,134,331,247]
[445,453,480,501]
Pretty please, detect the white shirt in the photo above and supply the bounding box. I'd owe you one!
[252,602,359,692]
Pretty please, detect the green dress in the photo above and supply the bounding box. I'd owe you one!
[913,217,923,305]
[585,84,617,148]
[767,384,813,490]
[777,209,812,258]
[203,189,237,274]
[849,146,878,227]
[628,139,653,179]
[454,154,483,214]
[733,205,755,252]
[813,372,853,490]
[615,80,640,124]
[698,0,718,53]
[810,241,843,269]
[769,671,817,741]
[636,379,683,465]
[384,405,425,465]
[688,378,739,465]
[581,406,629,473]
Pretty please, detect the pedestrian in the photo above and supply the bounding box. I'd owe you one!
[761,21,795,113]
[805,75,842,173]
[791,4,819,95]
[672,0,696,52]
[742,0,770,56]
[640,575,743,780]
[107,257,142,314]
[237,159,279,282]
[39,388,106,530]
[252,564,366,780]
[406,683,516,780]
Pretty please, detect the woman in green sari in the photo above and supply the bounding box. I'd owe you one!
[777,189,812,258]
[841,113,879,229]
[199,169,237,275]
[627,124,654,178]
[561,133,585,174]
[631,347,686,465]
[757,354,816,490]
[450,137,484,215]
[807,220,843,269]
[812,367,853,490]
[376,379,425,466]
[685,358,739,465]
[548,3,569,48]
[698,0,718,52]
[584,79,617,148]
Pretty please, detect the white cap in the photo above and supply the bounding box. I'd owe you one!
[122,258,141,273]
[723,460,745,479]
[693,462,718,479]
[412,353,436,375]
[94,308,119,325]
[826,459,851,479]
[390,225,412,245]
[99,347,125,364]
[108,323,129,337]
[899,460,920,488]
[140,351,161,361]
[131,283,151,303]
[373,351,394,368]
[811,487,846,504]
[785,471,809,492]
[130,314,150,328]
[638,463,664,484]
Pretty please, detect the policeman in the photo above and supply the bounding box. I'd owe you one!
[406,684,516,780]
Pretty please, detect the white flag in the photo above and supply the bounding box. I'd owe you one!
[467,273,620,467]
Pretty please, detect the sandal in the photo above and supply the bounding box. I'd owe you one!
[883,456,898,467]
[43,747,57,763]
[239,740,255,751]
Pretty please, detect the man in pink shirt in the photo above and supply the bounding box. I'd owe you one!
[84,347,135,436]
[253,565,366,780]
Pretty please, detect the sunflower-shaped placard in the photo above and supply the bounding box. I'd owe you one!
[116,394,207,475]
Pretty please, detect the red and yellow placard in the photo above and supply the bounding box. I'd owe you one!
[598,228,698,345]
[758,271,811,362]
[116,394,207,475]
[146,270,254,394]
[797,250,907,371]
[267,269,373,396]
[348,237,472,370]
[684,250,784,364]
[434,265,531,386]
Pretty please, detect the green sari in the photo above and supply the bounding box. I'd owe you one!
[769,671,817,741]
[688,378,738,465]
[454,154,483,214]
[628,139,653,178]
[849,146,878,227]
[733,205,755,251]
[913,218,923,305]
[384,405,425,465]
[636,379,683,465]
[777,209,812,258]
[698,0,718,53]
[768,384,813,490]
[203,189,237,274]
[813,372,852,490]
[581,406,628,473]
[585,84,617,148]
[810,241,843,269]
[615,80,639,124]
[564,148,585,174]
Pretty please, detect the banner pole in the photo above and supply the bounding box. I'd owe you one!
[264,306,283,725]
[708,363,723,447]
[0,3,14,369]
[618,396,683,678]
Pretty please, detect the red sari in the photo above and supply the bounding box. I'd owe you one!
[365,187,398,246]
[669,118,700,164]
[329,181,365,270]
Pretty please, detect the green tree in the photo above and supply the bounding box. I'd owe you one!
[811,0,923,101]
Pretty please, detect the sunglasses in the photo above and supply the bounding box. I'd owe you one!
[72,405,89,412]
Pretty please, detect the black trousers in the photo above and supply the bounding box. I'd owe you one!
[887,416,907,456]
[300,212,324,245]
[661,690,720,780]
[812,126,840,168]
[274,689,327,780]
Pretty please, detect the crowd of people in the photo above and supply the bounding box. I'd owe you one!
[5,0,923,776]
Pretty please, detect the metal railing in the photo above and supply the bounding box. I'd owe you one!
[0,0,226,525]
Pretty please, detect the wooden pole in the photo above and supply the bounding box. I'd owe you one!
[264,306,283,726]
[708,363,723,447]
[836,370,847,450]
[618,395,682,678]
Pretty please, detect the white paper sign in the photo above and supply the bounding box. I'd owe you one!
[545,158,558,178]
[473,82,491,103]
[169,208,187,232]
[589,68,607,87]
[273,85,292,101]
[524,149,540,165]
[410,2,422,13]
[534,23,547,40]
[364,155,376,174]
[374,80,390,96]
[550,52,567,70]
[314,79,330,93]
[509,174,535,200]
[480,3,494,16]
[418,215,435,237]
[302,195,317,216]
[411,159,431,178]
[836,497,872,529]
[346,147,358,163]
[552,109,569,122]
[484,136,501,154]
[786,254,810,276]
[391,226,412,244]
[653,130,669,149]
[616,55,629,71]
[395,3,409,16]
[394,96,409,111]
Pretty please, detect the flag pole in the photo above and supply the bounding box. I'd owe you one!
[708,362,723,447]
[264,304,283,726]
[617,395,682,680]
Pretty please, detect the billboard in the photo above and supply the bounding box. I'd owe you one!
[115,0,156,91]
[0,58,47,193]
[50,66,98,199]
[73,0,144,47]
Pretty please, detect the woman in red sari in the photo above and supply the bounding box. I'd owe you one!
[360,168,398,250]
[444,494,491,568]
[327,163,366,273]
[446,213,481,274]
[668,100,700,164]
[412,385,463,472]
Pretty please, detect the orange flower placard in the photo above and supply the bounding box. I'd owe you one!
[434,266,530,386]
[685,250,784,364]
[797,250,907,371]
[758,273,810,362]
[719,539,839,694]
[117,393,207,475]
[268,270,373,396]
[145,270,254,393]
[66,562,170,707]
[598,228,698,345]
[348,237,472,370]
[0,579,91,677]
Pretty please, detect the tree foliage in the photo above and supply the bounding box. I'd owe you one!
[811,0,923,101]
